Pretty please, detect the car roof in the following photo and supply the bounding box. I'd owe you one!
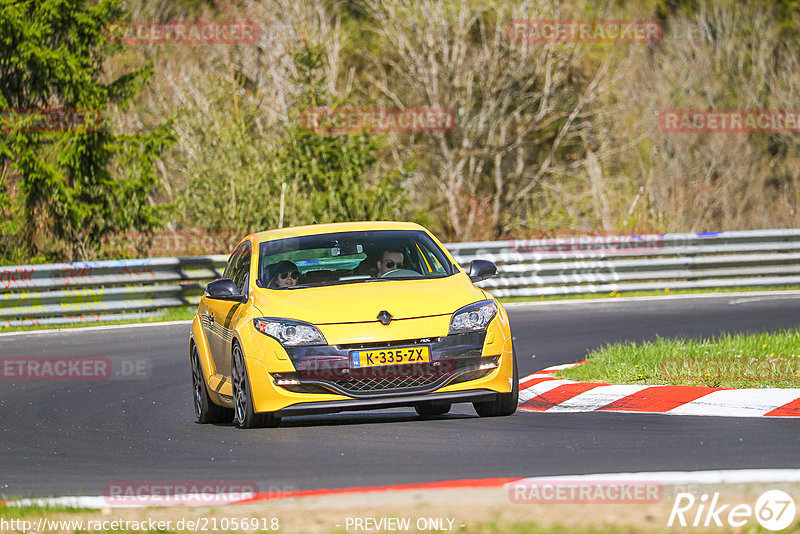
[239,221,428,247]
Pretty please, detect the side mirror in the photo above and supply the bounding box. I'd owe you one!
[468,259,497,282]
[205,278,244,301]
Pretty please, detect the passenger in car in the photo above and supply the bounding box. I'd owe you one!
[266,260,300,289]
[354,251,379,277]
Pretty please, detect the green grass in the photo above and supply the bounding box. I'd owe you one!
[558,329,800,388]
[0,306,196,334]
[0,503,89,518]
[498,285,800,303]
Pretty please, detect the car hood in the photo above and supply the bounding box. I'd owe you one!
[251,273,487,325]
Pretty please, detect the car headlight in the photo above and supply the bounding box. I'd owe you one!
[449,300,498,334]
[253,318,327,346]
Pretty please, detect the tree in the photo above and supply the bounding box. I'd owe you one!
[0,0,174,261]
[362,0,610,240]
[177,36,408,233]
[275,40,408,226]
[616,1,800,231]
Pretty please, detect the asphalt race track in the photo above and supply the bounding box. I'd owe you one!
[2,293,800,498]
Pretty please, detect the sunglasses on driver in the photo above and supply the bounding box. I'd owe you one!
[383,260,406,269]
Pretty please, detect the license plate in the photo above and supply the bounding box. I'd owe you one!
[350,346,430,368]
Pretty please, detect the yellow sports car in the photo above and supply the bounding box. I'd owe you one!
[189,221,517,428]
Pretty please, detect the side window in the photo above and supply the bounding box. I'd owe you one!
[223,248,241,280]
[232,244,251,294]
[420,244,446,274]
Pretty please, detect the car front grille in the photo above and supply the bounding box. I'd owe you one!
[280,355,499,398]
[278,332,496,398]
[336,337,440,350]
[324,373,444,395]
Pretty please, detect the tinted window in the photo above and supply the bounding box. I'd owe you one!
[231,244,250,293]
[222,248,240,280]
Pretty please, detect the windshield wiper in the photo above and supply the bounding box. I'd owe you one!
[286,275,445,288]
[288,279,368,289]
[364,276,434,282]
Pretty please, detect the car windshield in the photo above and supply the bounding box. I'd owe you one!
[257,230,454,289]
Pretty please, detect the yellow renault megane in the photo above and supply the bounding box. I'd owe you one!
[189,221,517,428]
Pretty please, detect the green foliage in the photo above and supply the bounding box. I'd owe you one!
[655,0,701,21]
[766,0,800,40]
[0,0,174,261]
[178,76,282,233]
[181,40,407,234]
[276,122,409,226]
[276,41,408,226]
[0,162,31,265]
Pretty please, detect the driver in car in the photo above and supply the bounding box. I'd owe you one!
[376,248,405,276]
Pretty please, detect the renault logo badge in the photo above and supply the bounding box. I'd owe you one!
[377,310,393,325]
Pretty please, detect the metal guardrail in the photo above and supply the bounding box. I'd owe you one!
[2,229,800,327]
[0,257,227,328]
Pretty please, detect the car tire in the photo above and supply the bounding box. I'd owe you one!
[232,342,281,429]
[191,344,233,424]
[473,348,519,417]
[415,402,451,417]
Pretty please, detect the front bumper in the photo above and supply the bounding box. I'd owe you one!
[242,313,514,414]
[276,331,494,398]
[273,388,498,417]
